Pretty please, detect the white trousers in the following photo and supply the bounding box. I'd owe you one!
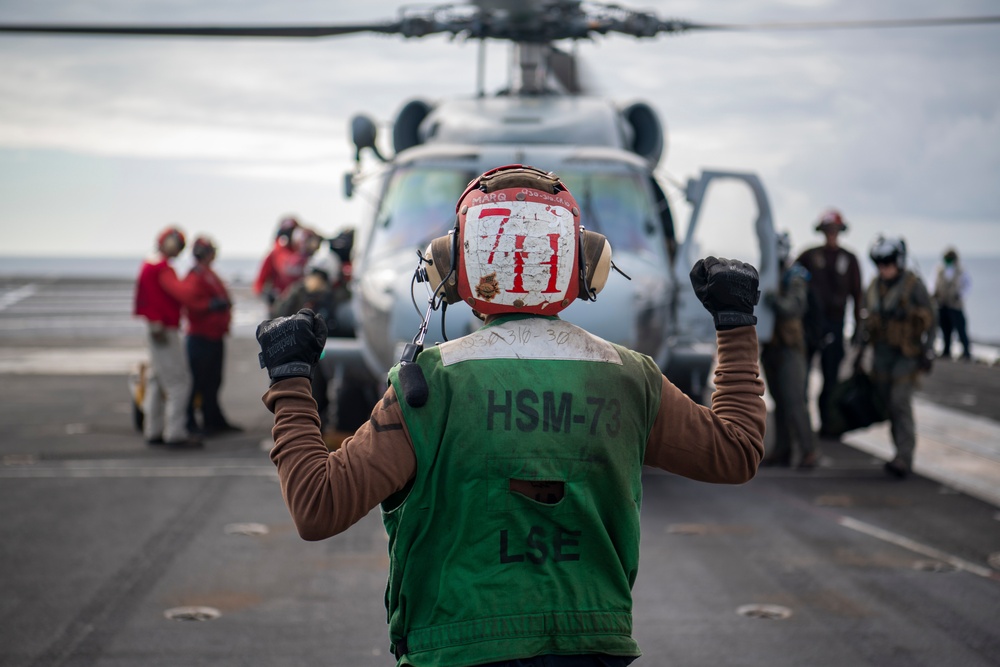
[143,326,191,442]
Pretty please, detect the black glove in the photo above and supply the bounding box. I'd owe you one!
[208,296,231,312]
[256,309,328,384]
[689,256,760,330]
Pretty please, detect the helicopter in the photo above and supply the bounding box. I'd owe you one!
[2,1,997,430]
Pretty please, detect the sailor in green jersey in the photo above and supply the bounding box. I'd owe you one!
[257,165,767,667]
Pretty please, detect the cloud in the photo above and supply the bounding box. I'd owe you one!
[0,0,997,258]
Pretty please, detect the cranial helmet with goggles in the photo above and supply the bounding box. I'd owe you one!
[423,164,612,317]
[870,235,907,269]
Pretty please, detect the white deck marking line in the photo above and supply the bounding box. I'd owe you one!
[837,515,998,580]
[0,283,39,311]
[0,462,277,479]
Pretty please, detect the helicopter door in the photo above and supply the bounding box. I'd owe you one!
[673,170,778,346]
[649,177,677,265]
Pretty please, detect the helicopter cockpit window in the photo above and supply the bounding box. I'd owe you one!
[369,166,473,260]
[559,171,666,263]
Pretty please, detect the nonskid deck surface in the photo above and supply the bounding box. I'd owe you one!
[1,276,998,666]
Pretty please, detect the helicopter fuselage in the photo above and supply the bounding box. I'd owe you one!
[321,93,775,427]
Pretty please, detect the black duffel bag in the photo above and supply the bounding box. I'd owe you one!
[823,371,888,436]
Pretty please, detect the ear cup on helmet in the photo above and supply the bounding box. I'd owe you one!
[425,232,460,304]
[578,230,612,298]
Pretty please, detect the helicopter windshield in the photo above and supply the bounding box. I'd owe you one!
[367,164,666,264]
[369,166,474,261]
[557,170,665,263]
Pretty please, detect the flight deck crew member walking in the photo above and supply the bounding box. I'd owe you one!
[861,236,935,479]
[256,165,767,666]
[795,208,863,435]
[761,232,819,469]
[133,226,202,448]
[184,236,241,436]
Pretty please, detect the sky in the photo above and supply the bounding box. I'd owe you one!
[0,0,998,262]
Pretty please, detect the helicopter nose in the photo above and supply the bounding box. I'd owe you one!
[359,253,478,371]
[559,256,670,362]
[561,277,636,346]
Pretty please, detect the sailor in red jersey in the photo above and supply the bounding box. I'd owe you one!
[183,236,241,436]
[133,226,201,448]
[253,216,300,313]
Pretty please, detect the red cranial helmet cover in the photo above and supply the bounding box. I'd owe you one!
[816,208,847,232]
[157,226,186,254]
[192,236,216,260]
[454,165,581,316]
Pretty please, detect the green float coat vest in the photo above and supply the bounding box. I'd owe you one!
[385,314,663,666]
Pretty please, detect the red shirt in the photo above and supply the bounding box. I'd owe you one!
[254,243,302,297]
[184,263,232,340]
[134,256,193,328]
[274,251,308,295]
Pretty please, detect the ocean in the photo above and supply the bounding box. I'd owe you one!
[887,254,998,347]
[1,253,998,346]
[0,255,263,288]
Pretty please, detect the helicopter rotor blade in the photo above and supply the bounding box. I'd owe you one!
[0,23,404,39]
[657,15,1000,35]
[0,6,997,42]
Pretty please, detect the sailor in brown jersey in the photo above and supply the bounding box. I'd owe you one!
[256,165,767,666]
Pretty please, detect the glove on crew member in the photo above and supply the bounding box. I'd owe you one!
[257,165,767,666]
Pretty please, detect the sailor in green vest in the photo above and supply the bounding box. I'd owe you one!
[256,165,767,667]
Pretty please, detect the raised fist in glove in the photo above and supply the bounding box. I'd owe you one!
[689,257,760,330]
[256,309,328,384]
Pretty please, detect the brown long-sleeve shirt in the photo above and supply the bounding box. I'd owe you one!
[264,326,766,541]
